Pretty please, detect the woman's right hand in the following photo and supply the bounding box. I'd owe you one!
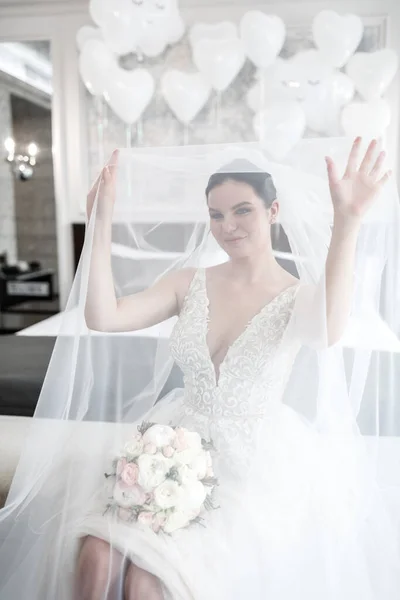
[86,149,119,221]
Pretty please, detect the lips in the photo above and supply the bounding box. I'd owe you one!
[225,237,246,242]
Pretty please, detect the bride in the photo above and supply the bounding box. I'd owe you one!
[73,137,399,599]
[0,137,399,600]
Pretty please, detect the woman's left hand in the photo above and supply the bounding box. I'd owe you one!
[325,137,392,225]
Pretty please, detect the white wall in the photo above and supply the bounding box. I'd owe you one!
[0,0,399,307]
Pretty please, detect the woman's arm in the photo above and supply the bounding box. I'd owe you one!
[84,151,194,333]
[324,137,391,345]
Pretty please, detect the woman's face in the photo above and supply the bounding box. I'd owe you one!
[207,180,279,258]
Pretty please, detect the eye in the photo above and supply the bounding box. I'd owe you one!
[236,207,251,215]
[210,212,223,220]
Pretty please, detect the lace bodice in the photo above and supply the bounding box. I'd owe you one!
[169,268,300,474]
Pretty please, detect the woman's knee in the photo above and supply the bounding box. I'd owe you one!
[125,564,163,600]
[76,535,125,591]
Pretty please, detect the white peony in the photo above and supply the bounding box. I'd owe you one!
[142,424,176,448]
[137,453,172,492]
[179,481,207,512]
[153,480,183,510]
[163,509,193,534]
[123,433,144,458]
[173,430,203,465]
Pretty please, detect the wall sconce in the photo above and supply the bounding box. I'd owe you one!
[4,137,39,181]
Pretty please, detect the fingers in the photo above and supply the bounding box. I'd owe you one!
[325,156,340,186]
[377,170,392,188]
[369,150,386,179]
[344,136,362,177]
[359,139,379,173]
[107,149,119,167]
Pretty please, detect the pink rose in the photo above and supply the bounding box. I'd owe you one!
[120,463,139,487]
[173,428,189,452]
[137,512,153,527]
[144,443,157,455]
[116,458,127,476]
[163,445,175,458]
[118,508,132,522]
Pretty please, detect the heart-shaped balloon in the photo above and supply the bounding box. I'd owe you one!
[76,26,103,51]
[313,10,363,68]
[253,102,306,159]
[193,38,245,92]
[79,39,116,96]
[104,67,155,125]
[341,98,391,139]
[161,70,212,124]
[240,11,286,69]
[189,22,238,48]
[100,0,142,56]
[346,49,399,101]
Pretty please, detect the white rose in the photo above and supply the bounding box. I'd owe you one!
[137,453,172,492]
[153,480,183,510]
[113,482,146,508]
[142,424,176,448]
[123,434,144,458]
[177,464,197,487]
[179,481,207,512]
[163,509,193,534]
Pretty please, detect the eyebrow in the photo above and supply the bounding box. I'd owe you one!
[208,201,252,212]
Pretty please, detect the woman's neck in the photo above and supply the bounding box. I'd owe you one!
[226,247,284,285]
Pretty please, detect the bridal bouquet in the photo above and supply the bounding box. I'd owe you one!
[104,422,218,534]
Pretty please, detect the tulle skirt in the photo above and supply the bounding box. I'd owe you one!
[73,391,400,600]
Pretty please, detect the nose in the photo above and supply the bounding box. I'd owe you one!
[221,215,237,233]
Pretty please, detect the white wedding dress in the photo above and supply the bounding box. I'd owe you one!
[78,268,400,599]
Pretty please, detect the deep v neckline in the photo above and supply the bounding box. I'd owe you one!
[200,268,298,388]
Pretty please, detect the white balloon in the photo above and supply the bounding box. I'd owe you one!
[346,49,399,101]
[240,11,286,69]
[79,39,116,96]
[89,0,106,27]
[76,26,102,52]
[341,98,391,139]
[104,67,155,125]
[193,38,245,92]
[100,0,140,56]
[313,10,364,68]
[189,22,238,48]
[253,102,306,159]
[302,71,355,134]
[166,12,186,44]
[135,18,169,57]
[290,49,333,82]
[161,70,211,123]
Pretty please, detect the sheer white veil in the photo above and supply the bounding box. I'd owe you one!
[0,138,399,599]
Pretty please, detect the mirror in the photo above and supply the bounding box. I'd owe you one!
[0,40,59,333]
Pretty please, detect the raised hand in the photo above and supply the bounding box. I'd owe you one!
[86,149,119,221]
[325,137,392,224]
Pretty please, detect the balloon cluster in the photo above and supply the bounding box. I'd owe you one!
[246,10,398,157]
[77,5,399,157]
[78,0,185,125]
